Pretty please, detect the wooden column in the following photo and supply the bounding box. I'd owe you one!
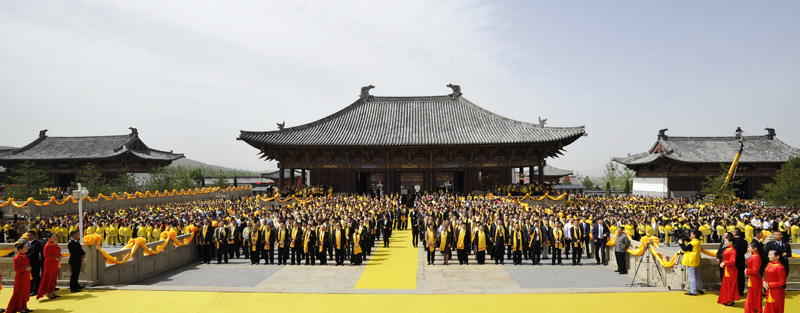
[538,159,545,186]
[279,165,285,188]
[301,169,307,186]
[290,168,296,186]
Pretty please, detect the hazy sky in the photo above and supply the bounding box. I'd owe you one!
[2,1,799,177]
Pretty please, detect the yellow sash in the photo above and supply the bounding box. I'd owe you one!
[477,230,486,252]
[354,230,362,254]
[427,230,436,252]
[440,230,448,251]
[318,231,325,252]
[291,228,298,248]
[457,230,466,249]
[335,230,342,249]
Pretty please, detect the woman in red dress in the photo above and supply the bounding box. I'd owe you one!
[36,233,61,300]
[744,242,763,313]
[763,250,786,313]
[7,242,34,313]
[717,234,739,306]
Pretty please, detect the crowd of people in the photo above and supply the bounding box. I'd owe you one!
[0,193,796,312]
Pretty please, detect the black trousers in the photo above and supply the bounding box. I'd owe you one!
[335,248,345,265]
[582,238,592,258]
[317,250,328,265]
[201,244,212,263]
[551,248,562,264]
[263,249,274,264]
[382,231,390,247]
[513,250,522,264]
[216,244,229,263]
[327,244,334,260]
[229,242,238,259]
[30,263,42,294]
[427,250,436,264]
[305,247,316,265]
[494,245,505,264]
[594,241,607,264]
[291,246,302,264]
[457,249,469,264]
[530,245,541,264]
[737,265,745,295]
[615,251,627,273]
[278,246,289,264]
[69,261,81,290]
[243,243,250,259]
[476,250,485,264]
[412,230,419,247]
[572,245,582,264]
[250,244,262,264]
[564,239,572,257]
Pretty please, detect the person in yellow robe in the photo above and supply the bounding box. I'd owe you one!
[96,223,105,241]
[106,223,118,246]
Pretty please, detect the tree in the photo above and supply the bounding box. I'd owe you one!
[73,163,114,196]
[623,180,632,194]
[111,168,139,193]
[758,157,800,207]
[578,174,597,189]
[6,161,51,199]
[602,161,620,190]
[145,166,175,192]
[699,164,743,204]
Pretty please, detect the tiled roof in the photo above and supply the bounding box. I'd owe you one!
[534,165,573,177]
[614,133,800,165]
[239,95,585,147]
[0,130,184,162]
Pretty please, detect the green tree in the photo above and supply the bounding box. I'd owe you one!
[145,166,175,191]
[757,157,800,207]
[577,174,597,189]
[6,161,51,199]
[111,168,139,193]
[72,163,113,196]
[623,180,632,194]
[699,164,743,204]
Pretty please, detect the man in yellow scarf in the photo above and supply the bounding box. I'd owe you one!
[550,221,564,265]
[333,223,345,265]
[473,223,488,265]
[456,221,471,265]
[316,224,330,265]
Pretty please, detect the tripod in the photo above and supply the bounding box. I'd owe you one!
[627,242,652,287]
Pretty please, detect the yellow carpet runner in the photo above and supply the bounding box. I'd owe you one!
[355,228,417,289]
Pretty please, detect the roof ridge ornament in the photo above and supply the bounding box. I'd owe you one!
[538,116,547,128]
[277,121,286,131]
[39,129,48,138]
[359,85,375,101]
[658,128,669,140]
[129,127,138,137]
[765,127,776,140]
[446,84,462,100]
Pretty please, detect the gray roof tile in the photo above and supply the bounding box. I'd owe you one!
[0,131,184,161]
[614,135,800,165]
[239,95,585,147]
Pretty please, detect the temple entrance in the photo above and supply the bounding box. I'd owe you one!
[356,172,384,195]
[394,172,423,194]
[434,171,464,194]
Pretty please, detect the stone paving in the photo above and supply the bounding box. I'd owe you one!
[96,231,670,294]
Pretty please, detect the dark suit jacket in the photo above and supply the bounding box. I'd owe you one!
[592,223,610,243]
[579,223,592,240]
[764,240,792,269]
[68,239,85,265]
[27,238,45,267]
[198,225,215,245]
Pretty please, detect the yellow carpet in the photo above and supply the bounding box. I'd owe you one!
[0,289,797,313]
[355,228,417,289]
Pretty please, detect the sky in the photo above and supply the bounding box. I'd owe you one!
[1,1,799,177]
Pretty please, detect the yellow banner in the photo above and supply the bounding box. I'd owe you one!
[0,186,251,208]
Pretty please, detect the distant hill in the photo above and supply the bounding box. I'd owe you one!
[169,158,261,177]
[0,145,16,150]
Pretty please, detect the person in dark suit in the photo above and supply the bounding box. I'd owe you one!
[214,219,229,264]
[411,211,420,248]
[732,228,748,295]
[382,214,392,248]
[26,230,44,296]
[198,219,215,264]
[579,217,592,259]
[455,221,471,265]
[764,231,791,285]
[316,224,330,265]
[67,230,85,292]
[592,218,610,265]
[528,221,543,265]
[490,218,507,264]
[751,228,767,276]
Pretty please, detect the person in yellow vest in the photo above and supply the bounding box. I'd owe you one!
[145,223,154,242]
[106,222,118,247]
[715,222,727,244]
[85,223,96,236]
[664,223,674,247]
[744,223,754,243]
[791,222,800,243]
[679,230,705,296]
[151,224,162,243]
[136,223,147,240]
[96,223,105,241]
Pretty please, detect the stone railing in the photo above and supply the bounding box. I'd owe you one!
[0,233,198,286]
[606,240,799,291]
[2,188,251,216]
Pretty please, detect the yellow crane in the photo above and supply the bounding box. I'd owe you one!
[721,127,745,190]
